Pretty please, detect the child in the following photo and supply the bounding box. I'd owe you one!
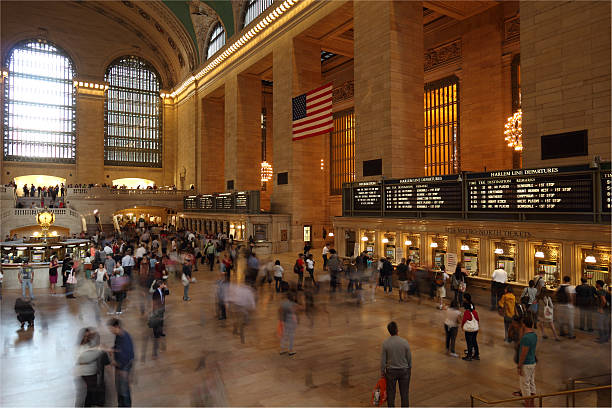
[444,300,462,357]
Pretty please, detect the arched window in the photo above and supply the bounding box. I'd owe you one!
[207,22,226,60]
[104,56,162,167]
[3,39,76,163]
[244,0,274,27]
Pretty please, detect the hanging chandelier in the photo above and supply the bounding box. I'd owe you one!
[504,109,523,151]
[260,161,273,182]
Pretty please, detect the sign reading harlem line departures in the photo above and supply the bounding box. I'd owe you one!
[466,167,593,212]
[385,175,462,211]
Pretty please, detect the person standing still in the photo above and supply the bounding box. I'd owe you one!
[381,321,412,407]
[490,267,507,310]
[517,315,538,407]
[499,285,516,342]
[575,278,595,332]
[107,319,134,407]
[182,259,192,301]
[322,243,329,271]
[19,262,35,299]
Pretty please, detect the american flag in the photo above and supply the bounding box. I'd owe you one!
[292,83,333,141]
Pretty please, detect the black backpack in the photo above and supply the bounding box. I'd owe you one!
[556,285,569,304]
[293,261,301,274]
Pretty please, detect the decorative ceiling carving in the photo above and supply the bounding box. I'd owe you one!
[189,0,220,63]
[424,39,461,72]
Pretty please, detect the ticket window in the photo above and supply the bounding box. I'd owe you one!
[534,243,561,288]
[493,241,518,282]
[403,235,421,265]
[382,233,397,263]
[361,231,376,256]
[459,238,480,276]
[345,230,357,258]
[31,248,45,263]
[582,247,611,286]
[430,236,448,270]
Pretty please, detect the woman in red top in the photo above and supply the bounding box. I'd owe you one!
[461,293,480,361]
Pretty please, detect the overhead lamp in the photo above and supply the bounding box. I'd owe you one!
[382,238,389,244]
[461,244,470,251]
[535,251,545,258]
[404,240,412,246]
[494,248,504,255]
[361,236,368,242]
[585,255,597,264]
[430,242,438,248]
[230,224,235,229]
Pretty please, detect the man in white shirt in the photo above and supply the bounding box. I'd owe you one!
[322,243,330,271]
[491,267,508,310]
[134,244,146,260]
[121,250,135,277]
[104,244,113,256]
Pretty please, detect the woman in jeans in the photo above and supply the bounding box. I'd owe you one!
[461,294,480,361]
[94,263,108,301]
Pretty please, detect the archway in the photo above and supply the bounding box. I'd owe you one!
[112,178,155,189]
[14,175,66,197]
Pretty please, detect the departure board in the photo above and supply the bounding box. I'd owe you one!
[467,167,593,212]
[385,175,462,211]
[184,196,197,209]
[353,182,382,211]
[602,172,611,212]
[235,192,248,209]
[215,193,233,210]
[198,195,214,209]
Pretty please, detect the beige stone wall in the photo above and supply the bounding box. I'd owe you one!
[176,93,197,189]
[521,0,611,167]
[354,0,424,180]
[201,95,225,193]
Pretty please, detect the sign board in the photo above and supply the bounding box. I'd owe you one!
[445,252,458,274]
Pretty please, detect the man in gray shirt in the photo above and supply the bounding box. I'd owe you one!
[105,253,116,277]
[381,321,411,407]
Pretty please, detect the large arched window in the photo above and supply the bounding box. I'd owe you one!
[206,22,226,60]
[104,56,162,168]
[3,39,76,163]
[243,0,274,27]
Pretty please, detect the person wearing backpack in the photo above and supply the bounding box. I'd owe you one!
[451,264,466,306]
[293,254,305,291]
[556,276,576,339]
[595,280,610,343]
[19,261,35,299]
[575,278,596,332]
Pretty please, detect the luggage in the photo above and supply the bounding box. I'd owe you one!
[280,280,290,292]
[371,377,387,406]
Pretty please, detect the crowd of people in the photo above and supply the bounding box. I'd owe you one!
[7,220,612,407]
[19,183,65,199]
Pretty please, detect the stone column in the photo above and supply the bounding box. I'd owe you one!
[354,0,424,179]
[225,74,262,192]
[201,96,225,193]
[272,37,326,251]
[75,89,105,184]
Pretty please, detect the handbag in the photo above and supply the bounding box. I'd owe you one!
[181,273,190,286]
[543,296,554,321]
[67,272,77,285]
[458,282,467,292]
[463,311,479,332]
[371,377,388,406]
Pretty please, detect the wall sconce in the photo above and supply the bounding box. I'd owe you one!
[494,248,504,255]
[361,236,368,241]
[535,251,545,258]
[404,240,412,246]
[382,238,389,244]
[73,80,109,91]
[585,255,597,263]
[430,241,438,248]
[328,232,334,237]
[461,244,470,251]
[320,159,324,170]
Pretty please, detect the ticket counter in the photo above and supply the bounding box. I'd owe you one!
[430,235,448,270]
[361,230,376,257]
[493,240,518,282]
[532,242,561,288]
[459,238,480,276]
[402,234,421,265]
[581,245,611,286]
[382,232,397,263]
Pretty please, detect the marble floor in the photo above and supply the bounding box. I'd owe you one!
[1,251,610,407]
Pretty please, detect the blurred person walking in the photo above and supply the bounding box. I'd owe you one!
[380,321,411,407]
[107,319,134,407]
[499,285,516,342]
[444,300,462,357]
[557,276,576,339]
[575,278,596,331]
[279,290,299,355]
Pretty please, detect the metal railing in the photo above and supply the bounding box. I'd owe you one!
[471,384,611,407]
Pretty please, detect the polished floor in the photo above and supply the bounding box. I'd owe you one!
[1,252,610,407]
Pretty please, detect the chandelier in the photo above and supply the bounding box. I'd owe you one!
[260,161,273,182]
[504,109,523,151]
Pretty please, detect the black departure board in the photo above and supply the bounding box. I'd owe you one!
[353,182,382,211]
[385,175,462,211]
[602,172,611,212]
[215,194,233,210]
[198,195,214,209]
[236,192,248,209]
[184,196,197,209]
[467,167,593,212]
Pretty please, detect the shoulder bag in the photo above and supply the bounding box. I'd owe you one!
[463,311,479,332]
